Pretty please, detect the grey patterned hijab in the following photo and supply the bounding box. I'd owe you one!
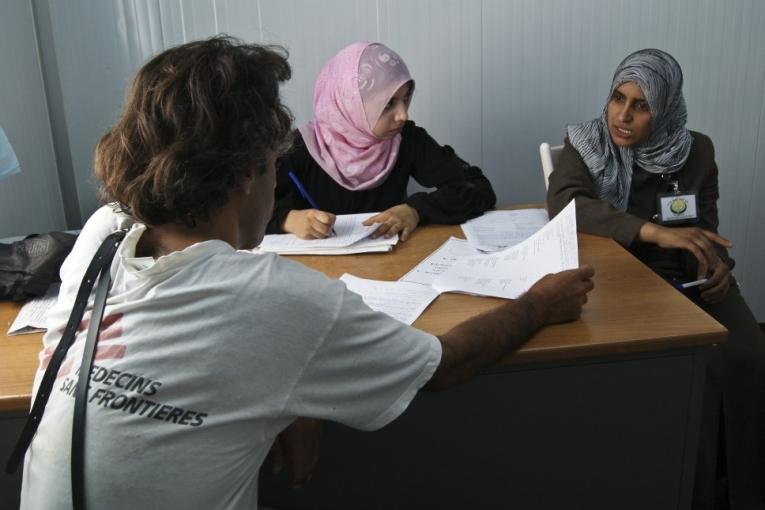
[567,49,693,210]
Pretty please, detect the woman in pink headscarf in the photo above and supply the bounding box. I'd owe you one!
[267,42,496,241]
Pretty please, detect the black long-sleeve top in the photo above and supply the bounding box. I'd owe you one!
[267,120,496,234]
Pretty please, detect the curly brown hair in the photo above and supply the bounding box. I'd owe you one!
[94,36,293,227]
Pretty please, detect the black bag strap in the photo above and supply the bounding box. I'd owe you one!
[71,240,118,510]
[6,230,127,509]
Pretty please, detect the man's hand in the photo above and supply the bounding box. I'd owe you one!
[283,209,336,239]
[429,265,595,390]
[699,259,731,303]
[639,223,732,279]
[363,204,420,242]
[524,265,596,325]
[268,418,322,488]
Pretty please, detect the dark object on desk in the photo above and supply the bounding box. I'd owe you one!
[0,232,77,301]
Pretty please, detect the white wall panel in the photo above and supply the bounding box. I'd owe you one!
[378,0,483,168]
[158,1,186,47]
[258,0,379,125]
[711,0,765,313]
[174,0,218,41]
[0,0,64,237]
[45,0,157,220]
[214,0,262,41]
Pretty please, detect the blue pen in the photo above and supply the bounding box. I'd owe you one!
[288,171,336,236]
[288,171,319,209]
[676,278,708,290]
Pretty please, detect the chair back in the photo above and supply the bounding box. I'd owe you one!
[539,142,564,190]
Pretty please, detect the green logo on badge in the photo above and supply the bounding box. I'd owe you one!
[669,198,687,214]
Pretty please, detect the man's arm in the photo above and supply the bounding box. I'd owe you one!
[427,265,595,390]
[275,265,594,484]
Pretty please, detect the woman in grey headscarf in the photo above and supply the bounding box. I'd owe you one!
[547,48,765,509]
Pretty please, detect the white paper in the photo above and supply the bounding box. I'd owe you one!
[340,274,440,325]
[461,209,549,252]
[399,237,482,286]
[8,284,60,336]
[269,243,394,256]
[257,213,398,255]
[433,201,578,299]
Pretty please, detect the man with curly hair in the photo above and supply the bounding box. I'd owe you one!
[19,37,593,509]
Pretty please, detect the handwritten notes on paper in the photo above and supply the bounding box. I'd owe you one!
[339,274,439,325]
[257,213,398,255]
[399,237,481,286]
[460,208,549,252]
[7,284,60,336]
[432,201,578,299]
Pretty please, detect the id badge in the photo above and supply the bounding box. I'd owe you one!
[656,191,699,224]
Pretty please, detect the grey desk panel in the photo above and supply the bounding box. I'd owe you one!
[261,347,708,510]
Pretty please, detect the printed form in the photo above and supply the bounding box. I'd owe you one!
[460,208,549,252]
[432,201,578,299]
[399,237,481,286]
[8,284,60,336]
[339,274,439,325]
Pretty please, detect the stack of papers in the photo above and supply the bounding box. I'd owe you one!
[257,213,398,255]
[460,208,549,252]
[432,201,578,299]
[339,201,578,323]
[8,284,59,336]
[339,237,475,325]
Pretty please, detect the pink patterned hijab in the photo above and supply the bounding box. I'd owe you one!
[297,42,413,190]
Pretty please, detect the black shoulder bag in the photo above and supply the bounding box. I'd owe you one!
[6,230,127,510]
[0,232,78,301]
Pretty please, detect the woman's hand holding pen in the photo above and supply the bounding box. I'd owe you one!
[364,204,420,242]
[283,209,336,239]
[638,223,732,279]
[699,260,731,303]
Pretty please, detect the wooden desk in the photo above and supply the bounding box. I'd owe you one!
[284,225,724,363]
[0,301,39,412]
[1,226,726,509]
[0,227,724,410]
[0,301,36,510]
[259,226,726,510]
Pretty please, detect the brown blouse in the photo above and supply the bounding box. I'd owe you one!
[546,131,733,281]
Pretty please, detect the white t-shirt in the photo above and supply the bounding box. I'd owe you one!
[21,206,441,510]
